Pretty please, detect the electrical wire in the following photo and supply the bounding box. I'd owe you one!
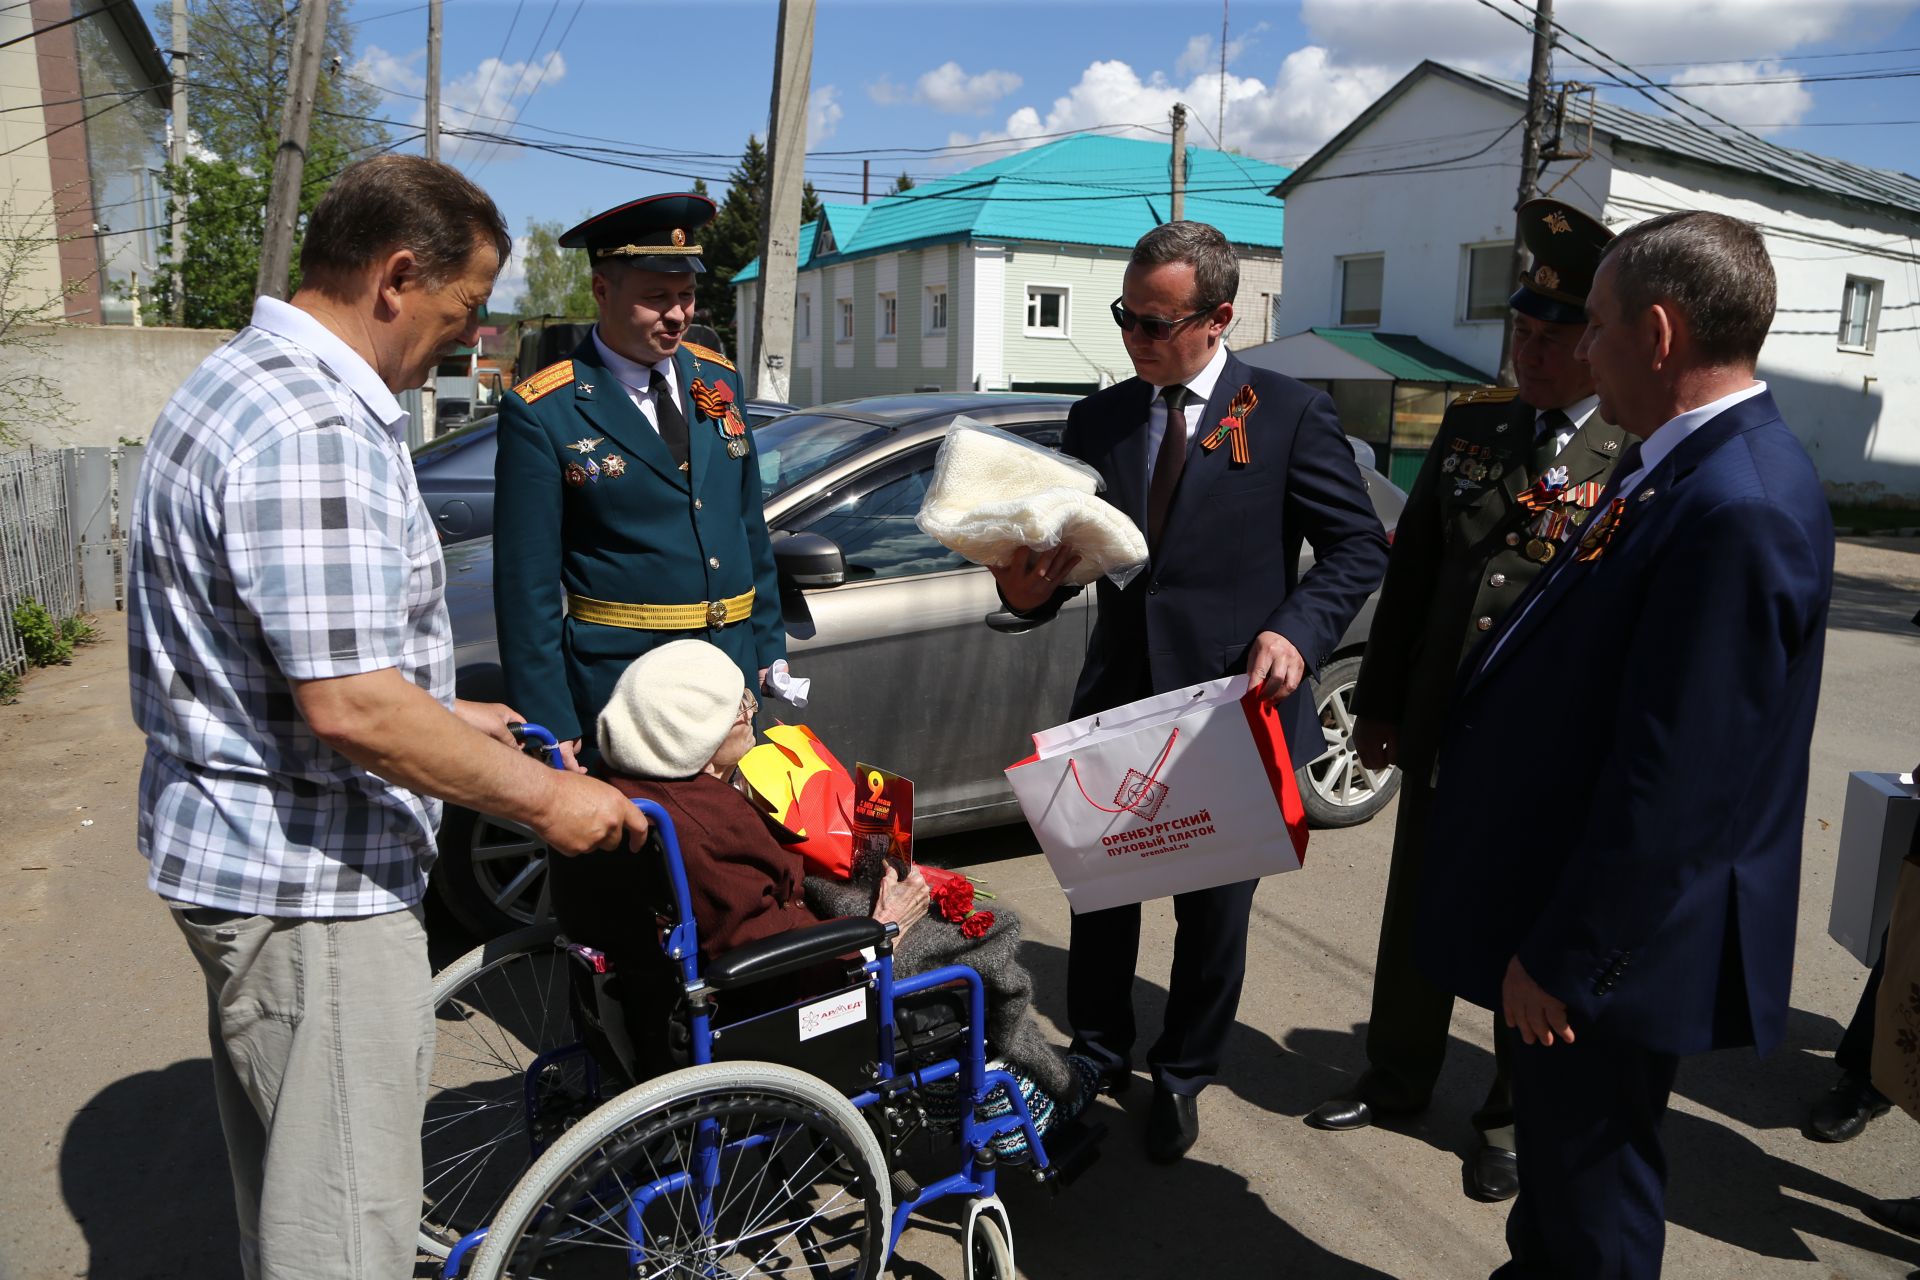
[0,0,127,52]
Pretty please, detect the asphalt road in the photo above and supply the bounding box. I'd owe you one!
[2,537,1916,1280]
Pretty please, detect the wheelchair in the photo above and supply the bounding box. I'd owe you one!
[420,725,1103,1278]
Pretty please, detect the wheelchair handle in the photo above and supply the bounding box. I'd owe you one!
[508,722,565,769]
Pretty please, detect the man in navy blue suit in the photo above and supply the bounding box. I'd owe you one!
[994,221,1389,1162]
[1418,211,1835,1277]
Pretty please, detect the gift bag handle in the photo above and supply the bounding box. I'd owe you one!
[1067,728,1181,814]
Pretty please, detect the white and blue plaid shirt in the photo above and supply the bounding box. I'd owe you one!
[128,297,454,917]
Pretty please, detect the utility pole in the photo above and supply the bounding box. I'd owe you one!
[1218,0,1228,148]
[255,0,331,302]
[424,0,441,161]
[168,0,187,325]
[862,158,870,205]
[749,0,815,402]
[1169,103,1187,221]
[1498,0,1555,386]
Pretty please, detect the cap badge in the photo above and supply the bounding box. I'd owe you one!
[671,228,687,247]
[1534,265,1561,290]
[1543,210,1572,234]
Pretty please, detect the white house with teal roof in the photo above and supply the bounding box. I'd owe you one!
[731,135,1290,405]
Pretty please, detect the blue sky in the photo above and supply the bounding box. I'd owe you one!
[328,0,1920,306]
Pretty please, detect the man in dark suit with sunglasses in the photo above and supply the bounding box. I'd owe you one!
[992,220,1389,1163]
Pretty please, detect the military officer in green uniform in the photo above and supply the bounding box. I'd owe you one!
[494,193,784,767]
[1304,198,1628,1202]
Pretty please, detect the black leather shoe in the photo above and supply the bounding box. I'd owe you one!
[1807,1073,1891,1143]
[1146,1088,1200,1163]
[1466,1138,1519,1202]
[1304,1091,1424,1132]
[1864,1196,1920,1240]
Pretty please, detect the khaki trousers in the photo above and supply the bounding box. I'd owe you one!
[172,903,434,1280]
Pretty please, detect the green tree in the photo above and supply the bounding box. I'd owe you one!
[518,218,594,319]
[802,181,824,224]
[150,0,389,322]
[698,136,769,347]
[0,192,83,447]
[890,172,915,194]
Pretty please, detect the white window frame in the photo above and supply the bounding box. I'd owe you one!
[1839,274,1882,352]
[837,297,854,344]
[1024,284,1071,338]
[797,292,811,340]
[925,285,948,336]
[878,291,898,341]
[1336,253,1385,328]
[1459,242,1510,324]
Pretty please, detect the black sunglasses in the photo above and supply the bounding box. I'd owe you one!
[1110,298,1212,341]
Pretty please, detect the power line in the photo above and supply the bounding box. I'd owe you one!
[448,0,527,166]
[467,0,571,180]
[0,0,128,52]
[1634,45,1920,68]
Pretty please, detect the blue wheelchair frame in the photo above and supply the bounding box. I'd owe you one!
[441,724,1065,1277]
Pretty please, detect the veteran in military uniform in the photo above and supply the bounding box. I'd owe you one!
[493,193,784,767]
[1304,198,1628,1201]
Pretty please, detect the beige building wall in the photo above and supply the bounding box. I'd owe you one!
[0,11,64,310]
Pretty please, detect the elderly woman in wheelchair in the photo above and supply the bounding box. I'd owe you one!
[422,641,1102,1279]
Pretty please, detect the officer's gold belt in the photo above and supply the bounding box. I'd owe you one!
[567,588,754,631]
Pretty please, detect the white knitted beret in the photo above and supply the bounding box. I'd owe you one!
[597,640,747,779]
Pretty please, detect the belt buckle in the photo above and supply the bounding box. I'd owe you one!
[705,599,728,629]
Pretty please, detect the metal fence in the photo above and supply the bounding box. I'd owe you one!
[0,445,141,678]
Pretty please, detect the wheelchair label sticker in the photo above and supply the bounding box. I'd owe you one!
[798,988,869,1041]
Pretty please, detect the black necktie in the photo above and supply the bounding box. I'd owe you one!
[1529,409,1571,481]
[1146,384,1189,548]
[652,372,690,470]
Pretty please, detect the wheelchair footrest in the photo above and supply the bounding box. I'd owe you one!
[1037,1116,1106,1191]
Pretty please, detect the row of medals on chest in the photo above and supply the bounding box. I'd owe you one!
[1446,439,1598,566]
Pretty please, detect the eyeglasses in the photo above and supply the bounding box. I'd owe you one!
[1110,298,1212,341]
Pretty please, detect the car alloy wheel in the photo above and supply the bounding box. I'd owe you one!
[1298,654,1399,828]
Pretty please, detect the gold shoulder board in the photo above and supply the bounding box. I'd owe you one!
[681,341,736,372]
[1451,385,1520,407]
[513,360,575,403]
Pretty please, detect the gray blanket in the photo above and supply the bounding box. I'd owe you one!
[804,870,1074,1100]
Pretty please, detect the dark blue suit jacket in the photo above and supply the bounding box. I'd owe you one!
[1025,351,1389,767]
[1417,390,1833,1056]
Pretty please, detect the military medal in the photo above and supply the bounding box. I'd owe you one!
[1442,455,1459,474]
[567,436,604,454]
[690,376,751,458]
[1527,538,1556,564]
[581,456,601,483]
[1199,386,1258,464]
[1574,497,1628,562]
[601,453,627,478]
[564,462,588,487]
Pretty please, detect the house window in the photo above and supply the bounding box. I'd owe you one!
[1265,292,1283,341]
[926,286,948,335]
[1338,254,1384,327]
[1462,244,1510,322]
[1840,275,1882,350]
[797,293,811,340]
[879,292,897,341]
[1025,285,1069,336]
[837,298,854,343]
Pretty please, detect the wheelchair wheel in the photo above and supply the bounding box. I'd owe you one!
[470,1061,892,1279]
[420,922,596,1259]
[965,1198,1015,1280]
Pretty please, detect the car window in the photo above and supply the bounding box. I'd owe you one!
[798,465,968,581]
[753,413,894,502]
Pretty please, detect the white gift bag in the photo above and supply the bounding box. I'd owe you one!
[1006,674,1309,914]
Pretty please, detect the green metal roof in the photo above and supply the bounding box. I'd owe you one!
[1307,327,1494,383]
[734,134,1289,284]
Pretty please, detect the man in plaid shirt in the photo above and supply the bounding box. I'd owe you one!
[128,156,647,1280]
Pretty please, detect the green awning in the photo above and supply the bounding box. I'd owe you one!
[1307,327,1493,384]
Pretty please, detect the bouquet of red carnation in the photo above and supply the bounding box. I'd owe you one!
[920,865,994,938]
[959,910,995,939]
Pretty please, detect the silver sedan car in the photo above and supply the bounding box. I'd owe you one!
[436,392,1403,934]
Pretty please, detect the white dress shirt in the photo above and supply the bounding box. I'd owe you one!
[1143,341,1231,478]
[592,326,683,434]
[1538,393,1599,457]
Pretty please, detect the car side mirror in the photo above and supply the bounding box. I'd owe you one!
[773,531,845,588]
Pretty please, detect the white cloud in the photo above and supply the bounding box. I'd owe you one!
[808,84,843,146]
[949,0,1915,169]
[1669,60,1815,133]
[866,62,1022,115]
[352,45,568,164]
[491,233,531,311]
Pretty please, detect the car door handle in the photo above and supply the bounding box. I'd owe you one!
[984,609,1042,634]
